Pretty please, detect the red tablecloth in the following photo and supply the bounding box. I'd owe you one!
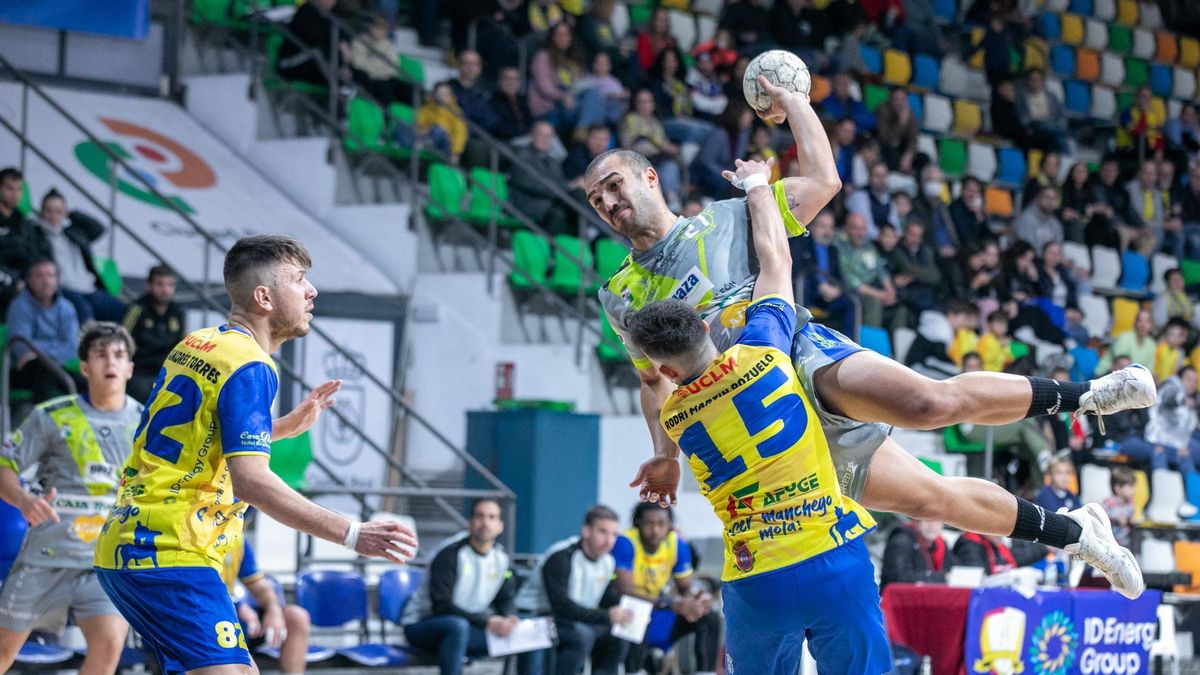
[881,583,972,675]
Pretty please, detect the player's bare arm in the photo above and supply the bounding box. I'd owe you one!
[755,76,841,228]
[723,157,792,304]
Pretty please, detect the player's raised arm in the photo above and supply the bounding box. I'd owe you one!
[723,157,793,304]
[755,76,841,229]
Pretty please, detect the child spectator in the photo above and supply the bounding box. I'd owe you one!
[573,51,629,131]
[413,82,465,162]
[978,310,1016,372]
[1153,318,1190,385]
[962,351,984,372]
[686,52,728,122]
[1036,455,1080,514]
[946,300,981,368]
[350,14,416,106]
[1102,467,1136,548]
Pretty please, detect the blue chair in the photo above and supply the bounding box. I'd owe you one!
[248,575,337,663]
[1064,80,1091,116]
[908,92,924,123]
[1149,63,1172,97]
[913,54,940,90]
[1119,251,1150,291]
[860,45,883,76]
[16,633,76,669]
[995,146,1026,187]
[858,325,893,358]
[1069,346,1100,382]
[1184,472,1200,522]
[1039,12,1062,40]
[379,568,424,625]
[0,497,27,583]
[1052,45,1076,78]
[296,570,413,668]
[1068,0,1093,16]
[932,0,957,21]
[72,645,154,669]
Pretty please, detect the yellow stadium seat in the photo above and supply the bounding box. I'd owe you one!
[953,99,982,136]
[1024,38,1048,71]
[1062,14,1085,46]
[1075,48,1101,82]
[809,75,831,102]
[969,27,985,69]
[1133,469,1149,521]
[1181,37,1200,69]
[1027,149,1043,178]
[984,186,1013,217]
[883,49,912,85]
[1116,0,1138,26]
[1110,296,1140,336]
[1151,96,1167,122]
[1156,31,1178,63]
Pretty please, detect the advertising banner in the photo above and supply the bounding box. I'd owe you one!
[0,0,149,40]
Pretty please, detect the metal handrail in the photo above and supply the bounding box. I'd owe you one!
[0,336,79,436]
[0,54,514,506]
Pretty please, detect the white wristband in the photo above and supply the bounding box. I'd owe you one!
[343,520,361,551]
[736,174,770,192]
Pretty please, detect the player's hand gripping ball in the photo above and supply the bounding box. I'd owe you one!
[742,50,811,112]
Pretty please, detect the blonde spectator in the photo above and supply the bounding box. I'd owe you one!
[1153,318,1190,385]
[415,82,467,162]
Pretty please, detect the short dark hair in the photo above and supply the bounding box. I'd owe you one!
[470,497,503,518]
[1165,317,1191,333]
[584,148,654,186]
[1165,267,1183,282]
[223,235,312,306]
[962,351,982,365]
[633,501,673,527]
[1110,466,1135,490]
[587,123,610,136]
[26,258,55,280]
[40,188,64,209]
[627,300,708,363]
[148,264,176,283]
[961,175,982,190]
[584,504,619,526]
[0,167,22,185]
[945,299,978,316]
[78,321,135,361]
[987,310,1008,324]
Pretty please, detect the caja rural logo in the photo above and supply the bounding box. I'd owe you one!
[74,118,216,214]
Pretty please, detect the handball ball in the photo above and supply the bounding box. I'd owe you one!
[743,50,811,112]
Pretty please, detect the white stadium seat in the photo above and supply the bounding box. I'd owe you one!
[1078,293,1111,339]
[1093,0,1116,21]
[917,134,939,163]
[696,15,717,45]
[668,10,696,50]
[1089,85,1116,121]
[1173,67,1196,101]
[1079,463,1112,506]
[1084,18,1108,50]
[1044,0,1069,11]
[1133,28,1156,59]
[922,93,953,133]
[1151,253,1178,294]
[1146,468,1186,524]
[939,57,973,98]
[1140,537,1175,574]
[1062,241,1091,274]
[611,2,629,39]
[1091,246,1122,290]
[967,143,997,182]
[1099,52,1125,87]
[1140,1,1163,29]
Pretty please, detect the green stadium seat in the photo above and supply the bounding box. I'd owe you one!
[398,55,425,87]
[264,32,329,97]
[344,97,386,153]
[592,238,629,293]
[548,235,594,295]
[938,137,967,178]
[918,457,944,475]
[16,182,30,218]
[387,102,415,126]
[509,230,551,292]
[1180,258,1200,287]
[270,431,312,490]
[863,84,890,112]
[465,168,521,228]
[1124,57,1148,88]
[425,163,468,221]
[94,257,122,297]
[942,426,985,453]
[596,312,628,364]
[1109,25,1133,55]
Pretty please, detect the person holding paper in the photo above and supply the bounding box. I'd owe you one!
[623,157,891,674]
[613,503,720,674]
[403,499,518,675]
[516,505,633,675]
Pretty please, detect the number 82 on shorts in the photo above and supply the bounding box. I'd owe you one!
[214,621,248,649]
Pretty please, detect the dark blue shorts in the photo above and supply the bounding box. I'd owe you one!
[96,566,251,674]
[722,538,891,675]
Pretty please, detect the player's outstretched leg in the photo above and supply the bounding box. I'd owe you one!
[861,438,1145,599]
[77,614,128,675]
[813,350,1156,430]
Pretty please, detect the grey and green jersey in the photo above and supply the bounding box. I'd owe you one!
[0,395,142,569]
[598,193,807,370]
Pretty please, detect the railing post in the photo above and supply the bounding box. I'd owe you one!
[328,20,340,146]
[984,425,995,483]
[19,84,28,173]
[487,147,499,293]
[107,158,118,259]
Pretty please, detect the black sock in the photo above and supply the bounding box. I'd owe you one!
[1010,497,1082,548]
[1024,376,1090,418]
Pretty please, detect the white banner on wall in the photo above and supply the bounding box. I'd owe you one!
[0,82,398,295]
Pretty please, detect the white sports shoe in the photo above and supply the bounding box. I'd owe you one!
[1078,364,1157,434]
[1062,503,1145,599]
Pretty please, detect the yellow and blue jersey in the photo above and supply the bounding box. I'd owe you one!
[659,295,875,582]
[612,529,693,599]
[95,324,278,573]
[221,539,264,600]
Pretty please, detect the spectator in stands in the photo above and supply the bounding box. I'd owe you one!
[962,350,983,372]
[1127,159,1166,256]
[1036,455,1080,513]
[619,89,683,209]
[649,48,715,146]
[0,168,44,313]
[1037,241,1081,314]
[403,499,519,675]
[35,190,123,324]
[691,28,738,78]
[949,175,990,250]
[876,222,901,259]
[574,51,630,132]
[904,300,977,379]
[1059,162,1094,243]
[7,259,82,402]
[686,52,729,122]
[511,121,572,236]
[1180,161,1200,251]
[768,0,832,72]
[876,87,919,172]
[1164,104,1200,160]
[1014,185,1066,250]
[1118,87,1165,158]
[416,82,467,163]
[835,15,872,78]
[1118,364,1198,476]
[837,211,898,329]
[1159,162,1187,259]
[517,505,631,675]
[978,310,1016,372]
[614,504,719,675]
[526,0,567,36]
[691,105,753,199]
[578,0,629,73]
[881,519,955,590]
[529,22,587,135]
[960,240,1002,304]
[1102,467,1136,548]
[1064,306,1089,345]
[846,162,899,238]
[123,265,184,403]
[971,13,1020,87]
[278,0,347,87]
[350,14,416,107]
[636,8,678,73]
[1016,68,1071,155]
[1023,152,1061,211]
[1153,268,1196,328]
[852,139,884,191]
[1085,157,1140,251]
[747,126,781,182]
[448,50,500,133]
[1154,318,1191,385]
[888,220,942,326]
[863,0,911,50]
[999,241,1043,304]
[1097,309,1157,375]
[892,191,915,230]
[913,165,960,283]
[831,118,859,188]
[490,66,534,142]
[566,124,613,187]
[225,539,314,675]
[720,0,772,49]
[952,532,1047,576]
[946,299,981,368]
[468,1,525,83]
[903,0,945,56]
[990,78,1033,149]
[681,197,705,218]
[793,210,856,335]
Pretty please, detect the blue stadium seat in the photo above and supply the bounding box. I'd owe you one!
[296,570,415,668]
[859,325,893,358]
[378,568,424,626]
[1119,251,1149,291]
[932,0,957,22]
[1149,63,1172,97]
[1069,346,1100,382]
[913,54,940,90]
[994,146,1026,187]
[1064,80,1091,116]
[1039,12,1062,40]
[247,575,337,664]
[1069,0,1093,16]
[16,638,75,668]
[908,92,924,123]
[1184,472,1200,522]
[860,45,883,76]
[1052,45,1076,78]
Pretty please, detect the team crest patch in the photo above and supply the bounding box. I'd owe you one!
[733,539,754,572]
